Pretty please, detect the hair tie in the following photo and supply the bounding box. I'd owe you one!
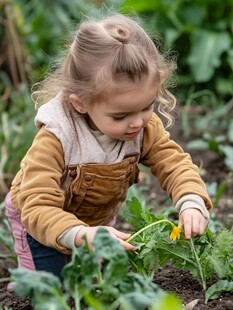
[110,25,131,43]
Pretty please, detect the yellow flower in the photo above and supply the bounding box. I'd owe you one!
[170,226,181,241]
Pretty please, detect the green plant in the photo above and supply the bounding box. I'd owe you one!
[120,197,233,303]
[13,0,125,81]
[186,131,233,171]
[121,0,233,103]
[0,86,37,198]
[180,90,233,171]
[0,202,16,262]
[0,0,126,201]
[10,228,182,310]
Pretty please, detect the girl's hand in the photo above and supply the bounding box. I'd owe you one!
[178,208,207,239]
[75,226,136,251]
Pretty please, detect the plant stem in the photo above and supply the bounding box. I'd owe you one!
[74,284,81,310]
[96,267,103,284]
[190,238,206,291]
[85,238,103,284]
[126,219,173,243]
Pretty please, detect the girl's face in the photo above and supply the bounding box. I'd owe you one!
[84,79,157,141]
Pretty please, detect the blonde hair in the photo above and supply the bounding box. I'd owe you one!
[32,14,177,127]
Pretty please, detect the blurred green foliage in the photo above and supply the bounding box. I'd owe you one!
[0,0,233,198]
[123,0,233,102]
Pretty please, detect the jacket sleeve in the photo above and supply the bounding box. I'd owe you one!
[140,113,213,212]
[11,126,88,254]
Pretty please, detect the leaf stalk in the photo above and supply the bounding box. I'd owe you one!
[190,238,206,291]
[126,219,174,243]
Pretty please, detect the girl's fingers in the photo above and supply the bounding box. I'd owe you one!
[191,216,200,237]
[198,218,207,235]
[107,227,132,240]
[190,215,207,237]
[179,208,209,239]
[180,214,207,239]
[182,218,192,239]
[118,239,137,251]
[107,228,136,251]
[76,226,136,251]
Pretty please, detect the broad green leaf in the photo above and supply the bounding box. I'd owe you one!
[10,269,62,295]
[208,139,221,153]
[120,197,149,230]
[219,145,233,170]
[151,294,183,310]
[201,229,233,281]
[227,49,233,71]
[186,139,209,150]
[188,30,231,82]
[10,269,69,310]
[215,229,233,254]
[93,227,128,285]
[216,78,233,96]
[122,0,161,12]
[206,182,218,197]
[156,241,196,270]
[208,255,230,279]
[164,28,181,46]
[0,226,14,254]
[119,291,159,310]
[118,273,164,309]
[178,6,205,26]
[63,228,128,290]
[212,180,227,208]
[205,280,233,303]
[62,245,99,291]
[105,0,125,11]
[120,197,163,231]
[228,119,233,143]
[33,300,69,310]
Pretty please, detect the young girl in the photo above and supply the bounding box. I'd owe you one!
[5,14,212,279]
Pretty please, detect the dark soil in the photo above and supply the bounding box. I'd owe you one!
[0,121,233,310]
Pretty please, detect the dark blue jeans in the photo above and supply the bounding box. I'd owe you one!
[26,234,71,281]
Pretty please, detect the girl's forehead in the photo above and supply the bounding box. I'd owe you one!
[92,73,158,107]
[110,73,157,95]
[104,81,157,111]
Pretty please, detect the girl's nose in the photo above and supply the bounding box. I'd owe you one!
[129,114,143,128]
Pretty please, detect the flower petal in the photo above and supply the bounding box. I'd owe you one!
[170,226,181,240]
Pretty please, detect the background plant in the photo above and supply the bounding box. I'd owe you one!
[0,202,15,262]
[122,0,233,102]
[121,0,233,172]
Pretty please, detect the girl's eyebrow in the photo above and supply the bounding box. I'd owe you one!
[108,100,155,116]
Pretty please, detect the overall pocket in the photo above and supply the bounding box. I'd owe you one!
[64,157,139,222]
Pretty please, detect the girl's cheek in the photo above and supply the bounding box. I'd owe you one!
[105,125,123,137]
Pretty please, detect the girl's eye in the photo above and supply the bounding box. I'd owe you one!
[143,103,154,111]
[112,115,127,121]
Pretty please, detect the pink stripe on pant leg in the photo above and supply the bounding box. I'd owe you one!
[4,192,35,271]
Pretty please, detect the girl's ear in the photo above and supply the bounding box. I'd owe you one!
[69,94,88,114]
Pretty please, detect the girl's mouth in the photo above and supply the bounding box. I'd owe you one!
[125,130,141,138]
